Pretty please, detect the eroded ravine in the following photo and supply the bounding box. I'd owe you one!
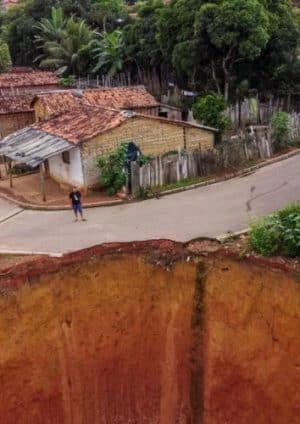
[0,242,299,424]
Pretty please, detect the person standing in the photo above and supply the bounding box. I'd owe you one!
[69,187,84,221]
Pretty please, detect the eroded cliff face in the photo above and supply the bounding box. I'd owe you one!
[0,247,299,424]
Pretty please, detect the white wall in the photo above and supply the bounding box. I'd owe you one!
[49,147,84,187]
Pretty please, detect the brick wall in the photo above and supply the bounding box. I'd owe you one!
[0,112,35,138]
[81,116,215,186]
[185,127,215,150]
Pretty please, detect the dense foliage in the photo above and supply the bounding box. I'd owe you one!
[0,39,11,72]
[249,204,300,257]
[97,143,128,195]
[271,112,293,151]
[0,0,299,104]
[192,94,230,131]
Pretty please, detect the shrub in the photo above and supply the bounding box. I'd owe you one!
[0,39,12,73]
[137,154,154,166]
[192,94,230,132]
[249,215,282,256]
[97,143,128,195]
[277,204,300,257]
[59,75,76,87]
[271,112,292,151]
[249,203,300,257]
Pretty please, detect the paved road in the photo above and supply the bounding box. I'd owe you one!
[0,155,299,255]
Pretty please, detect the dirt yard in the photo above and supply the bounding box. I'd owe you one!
[0,169,117,206]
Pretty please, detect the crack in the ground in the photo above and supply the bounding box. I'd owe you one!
[246,181,288,212]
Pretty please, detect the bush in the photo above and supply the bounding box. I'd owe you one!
[249,203,300,257]
[0,39,12,73]
[271,112,292,151]
[277,203,300,257]
[97,143,128,195]
[137,154,154,166]
[192,94,230,132]
[249,215,282,256]
[59,75,76,87]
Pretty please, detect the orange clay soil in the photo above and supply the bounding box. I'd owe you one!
[0,240,299,424]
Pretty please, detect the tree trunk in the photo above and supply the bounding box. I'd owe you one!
[211,61,221,95]
[224,80,229,102]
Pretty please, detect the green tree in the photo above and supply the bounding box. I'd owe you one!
[0,39,12,72]
[124,0,165,87]
[92,0,126,32]
[35,11,94,75]
[195,0,270,101]
[35,7,66,45]
[93,30,127,76]
[192,94,230,132]
[1,0,57,65]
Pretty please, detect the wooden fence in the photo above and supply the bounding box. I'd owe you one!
[130,129,273,195]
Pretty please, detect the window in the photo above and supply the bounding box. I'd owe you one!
[62,151,70,164]
[159,111,168,118]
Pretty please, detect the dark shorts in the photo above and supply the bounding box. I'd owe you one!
[72,203,82,214]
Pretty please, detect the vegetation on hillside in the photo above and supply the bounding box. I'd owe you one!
[0,0,299,127]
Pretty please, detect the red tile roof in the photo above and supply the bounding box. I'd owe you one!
[34,106,128,144]
[0,94,34,114]
[0,71,59,89]
[33,104,216,145]
[33,86,159,116]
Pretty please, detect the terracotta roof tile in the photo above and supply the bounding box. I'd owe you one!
[34,107,128,144]
[33,86,159,117]
[0,71,59,89]
[0,94,34,114]
[83,86,159,109]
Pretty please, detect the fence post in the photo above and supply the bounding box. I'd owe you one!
[159,155,163,186]
[130,161,140,196]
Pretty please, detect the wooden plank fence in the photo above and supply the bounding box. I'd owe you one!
[130,129,273,195]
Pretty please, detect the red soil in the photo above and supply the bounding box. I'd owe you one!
[0,240,299,423]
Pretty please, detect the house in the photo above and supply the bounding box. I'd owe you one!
[0,105,216,193]
[32,86,183,121]
[0,69,59,95]
[0,94,35,138]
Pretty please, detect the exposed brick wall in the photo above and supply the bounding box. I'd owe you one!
[81,116,214,186]
[0,112,35,138]
[185,127,215,151]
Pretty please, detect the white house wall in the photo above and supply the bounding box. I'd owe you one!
[48,147,84,187]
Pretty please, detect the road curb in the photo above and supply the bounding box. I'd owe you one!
[0,148,299,211]
[0,249,63,257]
[0,229,251,257]
[216,228,249,243]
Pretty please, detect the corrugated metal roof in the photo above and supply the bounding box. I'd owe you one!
[0,128,73,167]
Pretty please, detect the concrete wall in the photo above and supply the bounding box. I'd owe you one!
[49,147,84,188]
[82,116,215,186]
[0,112,35,138]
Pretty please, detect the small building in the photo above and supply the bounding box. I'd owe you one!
[0,70,59,96]
[0,105,216,193]
[0,94,35,138]
[32,86,161,121]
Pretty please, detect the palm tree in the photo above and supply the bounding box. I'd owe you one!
[35,7,66,45]
[92,30,127,77]
[35,9,94,75]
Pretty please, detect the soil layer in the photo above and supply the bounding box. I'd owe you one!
[0,241,299,423]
